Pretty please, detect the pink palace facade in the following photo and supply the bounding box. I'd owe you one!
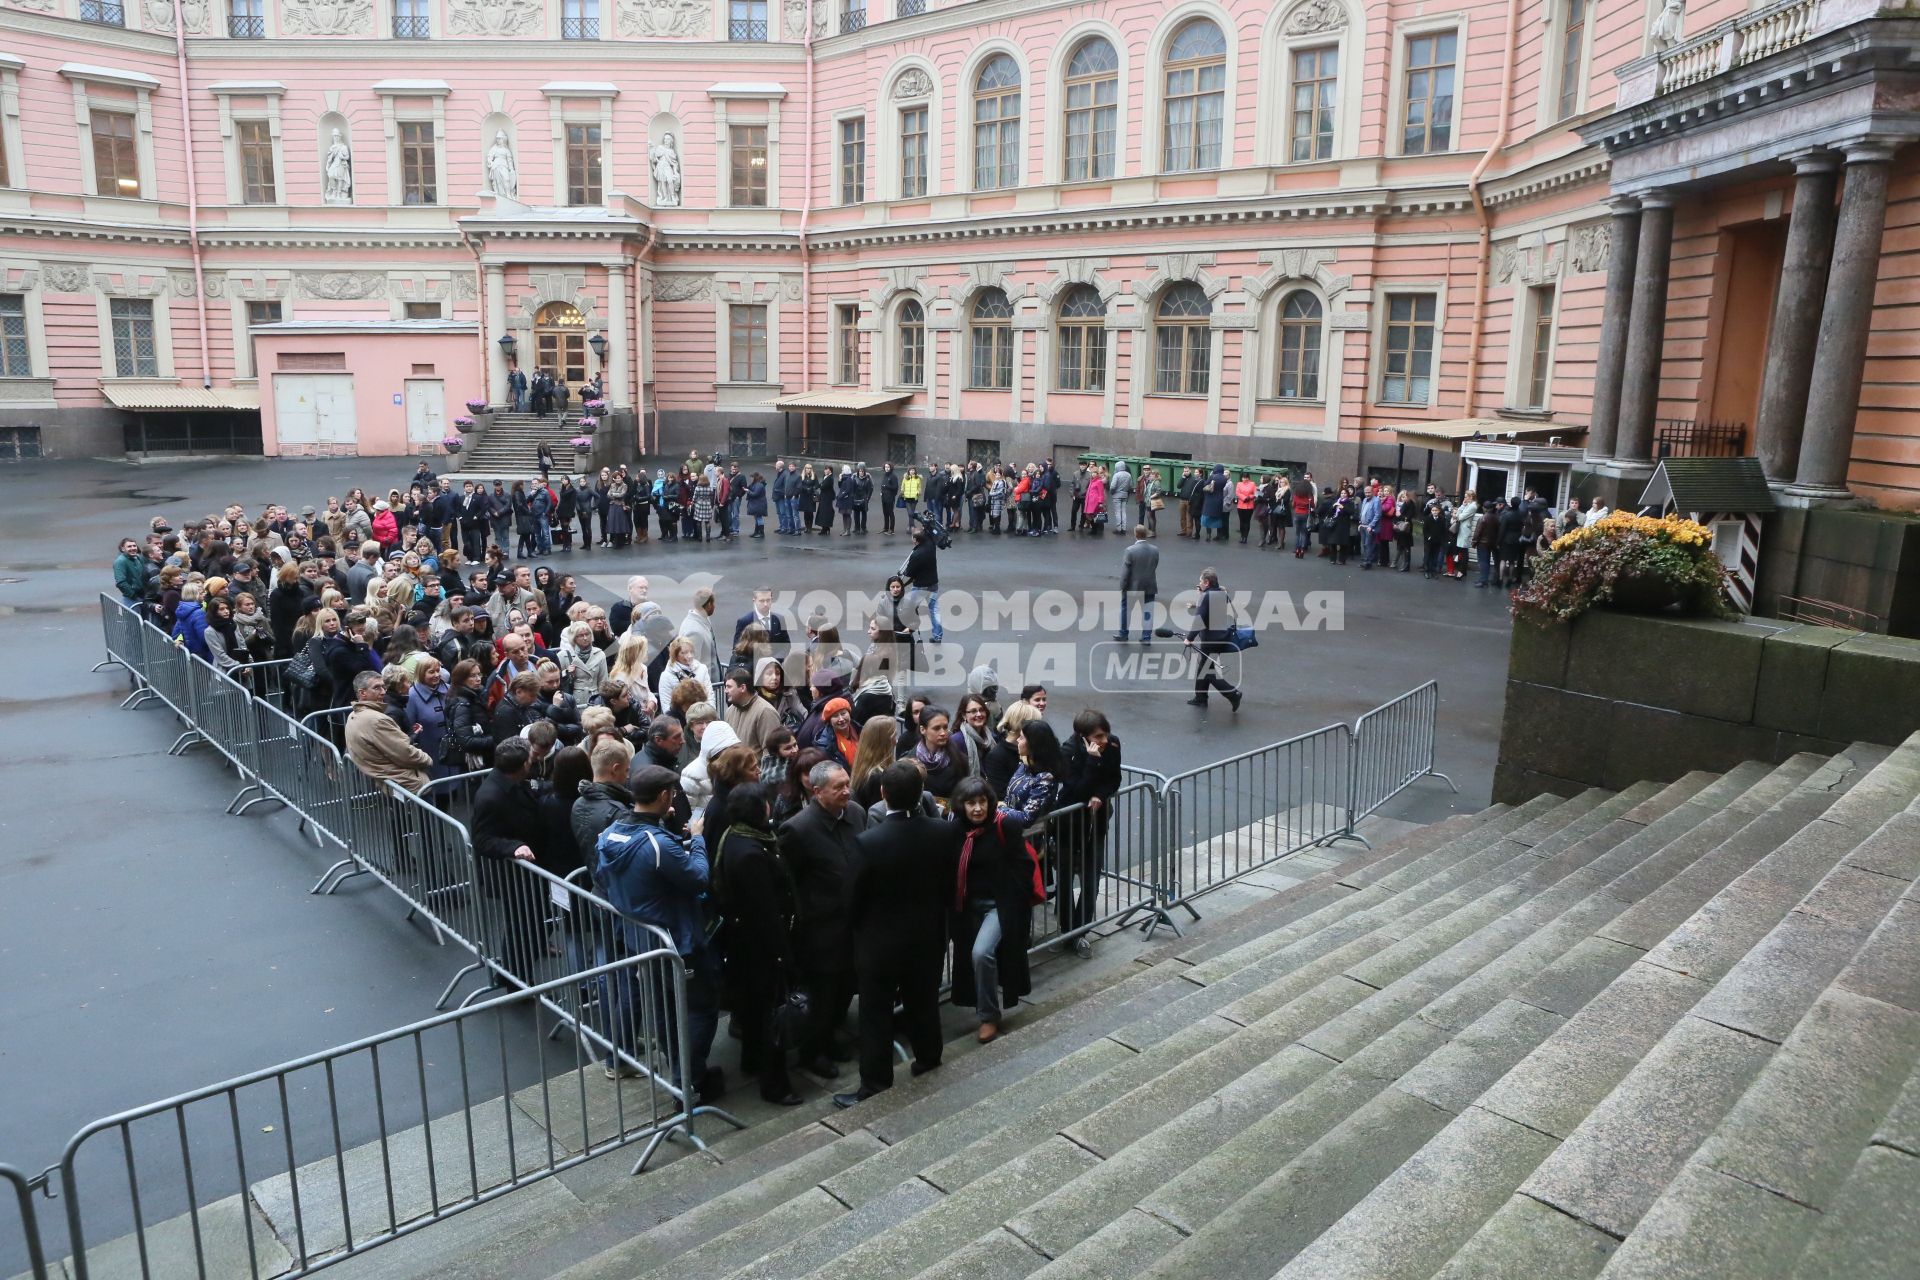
[2,0,1919,518]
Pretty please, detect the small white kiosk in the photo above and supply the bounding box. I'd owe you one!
[1389,418,1587,506]
[1637,456,1776,613]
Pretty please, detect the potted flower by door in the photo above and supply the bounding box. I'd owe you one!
[582,399,607,420]
[453,414,478,433]
[576,414,600,435]
[570,434,594,473]
[441,435,466,472]
[1511,512,1730,624]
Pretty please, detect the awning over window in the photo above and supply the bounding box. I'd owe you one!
[766,389,913,416]
[1385,417,1582,449]
[101,383,262,412]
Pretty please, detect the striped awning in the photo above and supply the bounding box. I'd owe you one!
[101,383,262,412]
[766,389,913,416]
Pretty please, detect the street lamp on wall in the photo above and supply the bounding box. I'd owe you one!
[497,332,517,365]
[588,331,608,366]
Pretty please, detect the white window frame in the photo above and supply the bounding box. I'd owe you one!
[1539,0,1595,126]
[1386,17,1464,159]
[836,112,866,206]
[1146,5,1237,177]
[879,61,941,203]
[543,83,618,209]
[832,301,862,385]
[563,120,605,206]
[726,303,771,383]
[1505,281,1560,411]
[0,55,27,195]
[1372,286,1446,407]
[1259,0,1365,166]
[959,45,1026,194]
[373,81,451,208]
[96,287,174,380]
[1044,24,1128,186]
[1271,286,1327,402]
[61,65,161,205]
[232,294,290,380]
[210,82,287,207]
[709,84,786,211]
[889,295,927,390]
[1053,284,1108,394]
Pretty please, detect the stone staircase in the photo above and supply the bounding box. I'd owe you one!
[315,731,1920,1280]
[461,411,589,476]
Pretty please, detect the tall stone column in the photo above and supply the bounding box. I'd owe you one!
[484,264,507,406]
[1754,151,1841,484]
[1790,141,1898,499]
[1585,197,1642,463]
[1613,193,1674,469]
[605,261,630,413]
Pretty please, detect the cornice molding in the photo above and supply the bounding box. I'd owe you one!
[179,35,804,61]
[0,9,176,54]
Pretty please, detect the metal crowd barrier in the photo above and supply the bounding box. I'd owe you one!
[231,658,292,711]
[1,1164,46,1280]
[1349,679,1457,821]
[46,955,697,1280]
[1028,781,1177,949]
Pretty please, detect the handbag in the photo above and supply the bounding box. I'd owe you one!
[770,986,810,1049]
[286,638,321,690]
[1150,495,1166,511]
[1229,625,1259,652]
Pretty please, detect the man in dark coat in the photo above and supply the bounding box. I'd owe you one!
[777,759,869,1077]
[834,761,960,1106]
[470,737,547,979]
[1058,710,1123,952]
[1184,567,1242,711]
[732,587,794,655]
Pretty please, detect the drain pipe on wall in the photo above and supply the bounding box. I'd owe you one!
[797,9,817,445]
[1459,0,1522,418]
[170,0,213,388]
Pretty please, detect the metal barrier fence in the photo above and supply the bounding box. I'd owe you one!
[47,956,698,1280]
[231,659,291,711]
[1,1164,47,1280]
[1350,680,1456,821]
[1028,781,1176,948]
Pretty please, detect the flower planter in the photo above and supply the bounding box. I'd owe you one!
[1606,570,1682,614]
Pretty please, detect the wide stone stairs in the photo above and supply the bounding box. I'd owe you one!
[327,733,1920,1280]
[461,411,589,475]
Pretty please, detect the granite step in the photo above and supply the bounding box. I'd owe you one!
[1264,740,1904,1280]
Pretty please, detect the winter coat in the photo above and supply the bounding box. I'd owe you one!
[570,780,632,888]
[949,811,1035,1007]
[746,479,768,517]
[443,683,494,766]
[344,703,433,793]
[406,679,450,765]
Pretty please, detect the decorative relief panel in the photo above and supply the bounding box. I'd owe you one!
[296,271,385,300]
[652,274,712,303]
[619,0,708,37]
[1283,0,1348,35]
[892,69,934,101]
[40,262,90,294]
[280,0,374,35]
[447,0,543,37]
[1567,223,1612,274]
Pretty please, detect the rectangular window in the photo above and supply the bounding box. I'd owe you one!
[897,0,924,14]
[91,111,140,198]
[110,298,158,377]
[392,0,430,37]
[562,0,599,38]
[1064,68,1117,182]
[1289,46,1338,162]
[969,325,1012,389]
[839,118,866,205]
[728,0,767,40]
[1381,293,1437,404]
[887,431,917,464]
[835,304,860,384]
[729,125,769,207]
[1056,319,1106,392]
[404,301,442,320]
[228,0,264,38]
[78,0,126,25]
[899,107,928,198]
[1154,324,1210,395]
[0,294,30,377]
[566,123,602,205]
[242,300,280,377]
[1401,32,1457,155]
[730,304,769,382]
[1525,285,1556,409]
[1557,0,1587,121]
[398,120,437,205]
[840,0,865,33]
[237,120,276,204]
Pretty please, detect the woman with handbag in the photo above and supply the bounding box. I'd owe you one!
[949,777,1037,1043]
[1144,473,1165,537]
[710,783,803,1104]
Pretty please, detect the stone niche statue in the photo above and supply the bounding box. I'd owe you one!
[486,130,518,197]
[322,128,354,205]
[1651,0,1686,50]
[650,134,683,208]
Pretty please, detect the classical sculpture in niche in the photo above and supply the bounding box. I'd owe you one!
[1651,0,1686,49]
[486,131,518,197]
[323,129,354,205]
[650,134,683,207]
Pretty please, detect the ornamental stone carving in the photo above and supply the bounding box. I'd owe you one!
[649,134,683,207]
[452,274,479,301]
[3,0,61,12]
[1283,0,1347,36]
[652,275,712,302]
[40,263,90,293]
[486,131,518,198]
[1568,222,1612,273]
[893,69,934,101]
[619,0,707,37]
[143,0,210,32]
[447,0,542,37]
[280,0,374,35]
[1493,244,1562,286]
[322,129,354,205]
[169,271,199,298]
[297,271,385,300]
[1651,0,1685,50]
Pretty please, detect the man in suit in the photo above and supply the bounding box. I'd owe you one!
[1184,567,1242,712]
[469,737,548,979]
[731,586,793,655]
[834,761,960,1107]
[1115,523,1160,643]
[778,760,869,1077]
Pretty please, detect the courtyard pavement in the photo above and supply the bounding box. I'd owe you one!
[0,456,1513,1263]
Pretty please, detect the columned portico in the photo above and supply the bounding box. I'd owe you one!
[1787,141,1900,500]
[1612,193,1674,472]
[1754,151,1841,485]
[1585,197,1642,464]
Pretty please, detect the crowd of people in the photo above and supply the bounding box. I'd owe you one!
[110,484,1129,1110]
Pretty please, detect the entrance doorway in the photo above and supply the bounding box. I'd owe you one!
[404,378,447,451]
[1705,220,1788,432]
[534,302,588,387]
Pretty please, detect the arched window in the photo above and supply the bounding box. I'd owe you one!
[1162,19,1226,173]
[969,288,1015,389]
[897,299,925,386]
[972,54,1021,190]
[1153,282,1211,395]
[1063,37,1119,182]
[1275,290,1323,399]
[1056,285,1107,392]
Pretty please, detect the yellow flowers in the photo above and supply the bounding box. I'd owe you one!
[1549,511,1711,554]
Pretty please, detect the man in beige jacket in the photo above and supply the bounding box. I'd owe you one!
[344,670,433,793]
[722,665,781,754]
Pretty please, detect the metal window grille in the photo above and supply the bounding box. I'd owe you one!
[79,0,126,24]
